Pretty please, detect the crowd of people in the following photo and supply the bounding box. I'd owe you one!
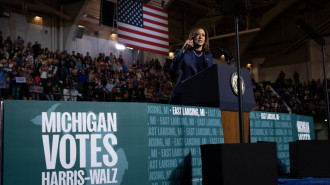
[252,80,289,113]
[0,34,328,121]
[274,78,327,121]
[253,71,328,121]
[0,34,176,103]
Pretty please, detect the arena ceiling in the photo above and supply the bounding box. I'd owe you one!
[1,0,330,67]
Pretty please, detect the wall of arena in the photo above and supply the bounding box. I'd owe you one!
[253,38,330,83]
[0,12,171,67]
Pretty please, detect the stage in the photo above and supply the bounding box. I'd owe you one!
[279,177,330,185]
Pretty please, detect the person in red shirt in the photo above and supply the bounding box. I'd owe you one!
[98,59,105,70]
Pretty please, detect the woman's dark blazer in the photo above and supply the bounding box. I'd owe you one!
[169,48,213,105]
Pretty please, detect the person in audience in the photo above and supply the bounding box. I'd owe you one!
[70,86,79,101]
[62,77,71,101]
[11,66,21,99]
[0,31,3,48]
[121,62,128,73]
[43,80,54,101]
[4,36,12,51]
[78,68,87,87]
[84,52,92,63]
[94,77,104,101]
[86,83,96,101]
[3,72,10,99]
[53,83,61,101]
[14,35,25,51]
[104,79,114,101]
[32,41,39,57]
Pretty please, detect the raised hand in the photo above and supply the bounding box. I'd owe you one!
[182,37,194,53]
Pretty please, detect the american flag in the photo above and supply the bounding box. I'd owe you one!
[117,0,169,56]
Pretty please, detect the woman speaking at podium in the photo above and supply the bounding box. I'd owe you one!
[169,27,213,105]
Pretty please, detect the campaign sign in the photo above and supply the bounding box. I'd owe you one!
[3,100,223,185]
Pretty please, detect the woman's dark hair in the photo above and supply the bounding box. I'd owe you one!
[188,27,210,54]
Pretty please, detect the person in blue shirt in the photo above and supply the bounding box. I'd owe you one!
[169,27,213,105]
[121,62,128,73]
[104,79,115,101]
[78,68,88,85]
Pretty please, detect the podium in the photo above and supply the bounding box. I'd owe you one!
[182,65,278,185]
[181,64,255,143]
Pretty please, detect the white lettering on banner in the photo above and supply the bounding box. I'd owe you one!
[41,169,118,185]
[103,134,118,167]
[182,108,200,117]
[42,135,59,170]
[42,170,85,185]
[42,134,118,169]
[87,112,97,132]
[42,112,117,133]
[172,107,181,115]
[76,134,88,168]
[59,134,77,169]
[90,168,118,184]
[91,134,102,167]
[298,134,311,140]
[297,121,310,133]
[297,121,311,140]
[62,112,72,132]
[260,113,280,120]
[41,111,119,184]
[172,107,206,117]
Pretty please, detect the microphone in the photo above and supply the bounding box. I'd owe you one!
[216,47,235,64]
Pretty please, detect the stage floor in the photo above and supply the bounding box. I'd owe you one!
[279,177,330,184]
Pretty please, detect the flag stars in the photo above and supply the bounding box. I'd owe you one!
[118,0,144,28]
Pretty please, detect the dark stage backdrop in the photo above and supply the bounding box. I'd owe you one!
[250,111,314,174]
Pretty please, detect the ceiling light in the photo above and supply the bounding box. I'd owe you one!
[220,54,225,61]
